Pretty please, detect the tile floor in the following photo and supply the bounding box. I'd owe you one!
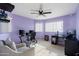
[34,39,64,56]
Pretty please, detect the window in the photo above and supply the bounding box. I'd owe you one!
[0,22,9,32]
[0,22,12,32]
[45,21,63,32]
[35,22,43,32]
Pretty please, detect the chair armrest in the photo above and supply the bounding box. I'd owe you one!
[0,45,21,56]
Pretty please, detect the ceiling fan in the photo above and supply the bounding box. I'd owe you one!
[30,4,52,16]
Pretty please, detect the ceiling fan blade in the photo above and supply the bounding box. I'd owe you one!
[30,12,38,14]
[43,12,52,14]
[39,4,43,11]
[30,10,39,12]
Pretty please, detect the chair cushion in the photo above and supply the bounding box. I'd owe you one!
[16,43,26,48]
[17,47,30,52]
[9,42,17,51]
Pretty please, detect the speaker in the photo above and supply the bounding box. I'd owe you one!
[19,30,25,36]
[0,3,15,12]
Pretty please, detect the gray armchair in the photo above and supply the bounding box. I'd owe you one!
[0,41,35,56]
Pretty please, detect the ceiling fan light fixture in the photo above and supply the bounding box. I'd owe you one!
[30,4,52,17]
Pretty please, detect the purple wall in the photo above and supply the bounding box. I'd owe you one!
[63,14,76,32]
[11,14,35,43]
[10,13,76,43]
[35,14,76,40]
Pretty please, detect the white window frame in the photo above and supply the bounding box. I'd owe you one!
[35,22,43,32]
[45,21,63,32]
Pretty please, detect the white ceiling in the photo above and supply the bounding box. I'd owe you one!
[12,3,79,20]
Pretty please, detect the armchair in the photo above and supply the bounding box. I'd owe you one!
[0,45,34,56]
[0,40,35,56]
